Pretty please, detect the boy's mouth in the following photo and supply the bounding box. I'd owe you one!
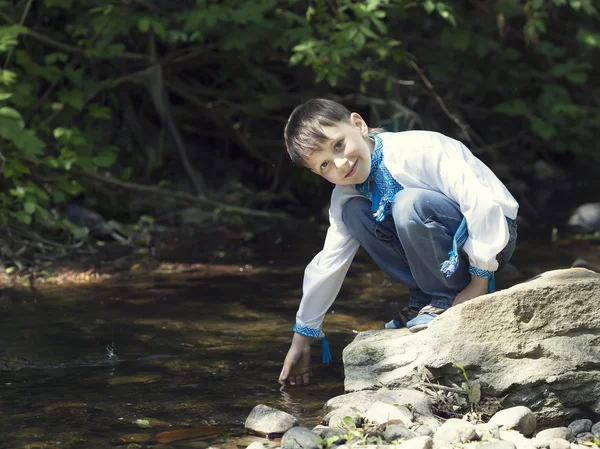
[344,162,357,178]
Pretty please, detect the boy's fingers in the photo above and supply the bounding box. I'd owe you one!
[278,367,289,385]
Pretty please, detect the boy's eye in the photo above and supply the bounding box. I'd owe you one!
[334,140,344,151]
[320,161,329,170]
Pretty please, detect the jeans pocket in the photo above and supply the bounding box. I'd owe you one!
[375,225,395,241]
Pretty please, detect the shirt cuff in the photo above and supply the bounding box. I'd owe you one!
[293,324,324,339]
[468,266,494,279]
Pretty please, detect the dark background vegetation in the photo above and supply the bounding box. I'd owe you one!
[0,0,599,270]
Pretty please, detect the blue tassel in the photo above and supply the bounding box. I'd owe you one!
[488,275,495,294]
[440,217,469,278]
[321,337,331,365]
[440,251,460,277]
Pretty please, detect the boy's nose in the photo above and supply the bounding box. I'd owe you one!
[333,157,348,169]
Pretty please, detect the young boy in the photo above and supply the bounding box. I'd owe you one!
[278,99,518,386]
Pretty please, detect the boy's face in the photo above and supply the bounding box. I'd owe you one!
[305,112,373,186]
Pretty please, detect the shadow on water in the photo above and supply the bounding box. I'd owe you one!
[0,233,591,448]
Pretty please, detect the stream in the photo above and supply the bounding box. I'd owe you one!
[0,231,591,448]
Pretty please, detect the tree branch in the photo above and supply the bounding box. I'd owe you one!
[0,11,149,61]
[409,60,479,144]
[73,170,289,220]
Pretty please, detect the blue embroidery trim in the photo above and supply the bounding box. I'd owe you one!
[293,324,322,338]
[355,134,403,222]
[469,266,496,294]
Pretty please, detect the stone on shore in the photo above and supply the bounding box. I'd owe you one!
[281,426,323,449]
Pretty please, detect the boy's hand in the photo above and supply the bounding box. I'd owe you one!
[452,275,489,307]
[278,333,312,386]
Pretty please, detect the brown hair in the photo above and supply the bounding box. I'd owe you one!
[283,99,355,167]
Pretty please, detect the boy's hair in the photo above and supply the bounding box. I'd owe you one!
[284,98,354,167]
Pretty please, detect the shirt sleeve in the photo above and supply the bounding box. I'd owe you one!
[295,188,361,337]
[402,134,511,272]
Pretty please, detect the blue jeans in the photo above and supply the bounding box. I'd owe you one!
[342,188,517,310]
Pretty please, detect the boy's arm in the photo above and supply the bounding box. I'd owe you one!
[279,188,361,385]
[393,132,517,273]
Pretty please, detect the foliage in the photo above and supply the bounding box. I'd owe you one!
[0,0,599,266]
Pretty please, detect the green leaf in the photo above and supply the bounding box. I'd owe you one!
[0,106,24,125]
[92,149,117,168]
[0,92,12,100]
[24,201,36,214]
[493,99,531,117]
[14,130,45,157]
[151,20,167,39]
[139,17,151,32]
[566,72,587,84]
[58,90,85,111]
[0,70,17,85]
[530,116,557,140]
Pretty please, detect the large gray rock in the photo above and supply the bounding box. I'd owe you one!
[342,269,600,426]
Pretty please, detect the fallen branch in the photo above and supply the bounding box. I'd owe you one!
[74,170,289,220]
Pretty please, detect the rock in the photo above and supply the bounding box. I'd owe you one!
[398,436,433,449]
[245,404,298,436]
[575,432,595,443]
[342,269,600,426]
[312,425,347,442]
[323,406,361,428]
[488,406,537,437]
[534,428,574,447]
[412,423,435,437]
[432,418,477,447]
[591,422,600,436]
[549,439,571,449]
[246,442,267,449]
[571,258,589,269]
[499,430,537,449]
[281,427,323,449]
[479,442,517,449]
[475,423,501,440]
[383,423,416,442]
[568,420,592,436]
[364,401,413,426]
[567,203,600,233]
[324,389,433,419]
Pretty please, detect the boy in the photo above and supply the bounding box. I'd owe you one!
[278,99,518,386]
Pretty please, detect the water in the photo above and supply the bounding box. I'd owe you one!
[0,234,588,448]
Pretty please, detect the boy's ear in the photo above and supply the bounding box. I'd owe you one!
[350,112,369,136]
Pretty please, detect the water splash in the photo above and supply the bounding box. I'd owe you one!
[106,342,118,361]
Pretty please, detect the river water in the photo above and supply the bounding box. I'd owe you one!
[0,232,585,448]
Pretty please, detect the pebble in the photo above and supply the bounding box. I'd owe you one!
[568,420,592,436]
[488,406,537,437]
[383,423,416,442]
[363,401,413,426]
